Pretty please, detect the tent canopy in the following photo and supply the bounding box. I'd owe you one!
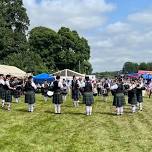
[142,74,152,80]
[54,69,85,78]
[0,65,26,78]
[33,73,55,83]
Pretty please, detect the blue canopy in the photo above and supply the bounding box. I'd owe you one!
[33,73,55,84]
[142,74,152,80]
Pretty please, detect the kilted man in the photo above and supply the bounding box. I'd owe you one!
[136,80,145,111]
[62,82,68,102]
[128,80,137,113]
[71,75,80,107]
[41,80,49,102]
[0,74,5,107]
[51,75,63,114]
[111,79,125,115]
[4,75,15,111]
[24,76,37,112]
[11,77,21,103]
[102,81,110,102]
[83,76,94,116]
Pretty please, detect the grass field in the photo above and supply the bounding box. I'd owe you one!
[0,94,152,152]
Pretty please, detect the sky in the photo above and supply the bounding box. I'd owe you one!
[23,0,152,72]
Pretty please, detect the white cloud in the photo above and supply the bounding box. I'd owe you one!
[23,0,115,32]
[23,0,152,72]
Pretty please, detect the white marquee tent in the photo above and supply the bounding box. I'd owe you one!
[53,69,85,80]
[0,65,27,78]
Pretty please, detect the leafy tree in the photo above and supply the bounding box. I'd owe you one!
[0,0,29,59]
[122,62,138,73]
[139,62,148,70]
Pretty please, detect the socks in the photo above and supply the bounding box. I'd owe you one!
[86,106,92,115]
[2,100,5,107]
[132,105,136,113]
[74,101,79,107]
[28,104,34,112]
[54,104,61,113]
[15,98,19,103]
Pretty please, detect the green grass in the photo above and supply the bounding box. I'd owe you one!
[0,94,152,152]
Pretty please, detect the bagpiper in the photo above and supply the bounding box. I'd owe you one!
[128,80,137,113]
[51,75,63,114]
[71,75,80,107]
[111,79,125,115]
[24,76,37,112]
[83,76,94,116]
[4,75,15,111]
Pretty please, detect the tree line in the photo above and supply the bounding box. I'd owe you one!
[122,62,152,73]
[0,0,92,74]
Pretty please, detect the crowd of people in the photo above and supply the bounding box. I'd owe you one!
[0,73,151,116]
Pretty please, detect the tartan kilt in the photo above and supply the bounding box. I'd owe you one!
[25,91,35,104]
[115,93,125,107]
[0,88,5,100]
[128,94,137,105]
[5,90,12,103]
[13,90,20,98]
[52,92,63,104]
[136,93,143,103]
[83,92,94,106]
[72,89,79,101]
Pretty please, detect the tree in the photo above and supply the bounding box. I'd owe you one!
[0,0,29,59]
[2,51,48,74]
[139,62,148,70]
[122,62,138,73]
[29,26,92,74]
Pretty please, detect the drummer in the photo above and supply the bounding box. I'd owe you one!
[51,75,63,114]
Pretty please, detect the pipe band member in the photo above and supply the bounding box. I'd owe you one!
[128,80,137,113]
[52,75,63,114]
[41,80,49,102]
[0,74,5,107]
[136,80,145,111]
[24,76,37,112]
[71,75,80,107]
[83,76,94,116]
[12,77,21,103]
[4,75,15,111]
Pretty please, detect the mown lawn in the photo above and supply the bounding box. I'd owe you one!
[0,94,152,152]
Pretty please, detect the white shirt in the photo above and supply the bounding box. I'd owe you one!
[110,84,118,90]
[0,79,5,85]
[31,81,37,90]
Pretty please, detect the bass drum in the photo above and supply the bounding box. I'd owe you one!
[47,91,54,97]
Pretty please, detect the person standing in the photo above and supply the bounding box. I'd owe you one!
[52,75,63,114]
[71,75,80,107]
[24,76,37,112]
[4,75,15,111]
[0,74,5,108]
[111,79,125,115]
[12,77,20,103]
[83,76,94,116]
[128,80,137,113]
[41,80,49,102]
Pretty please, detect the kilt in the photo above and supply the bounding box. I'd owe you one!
[128,94,137,105]
[136,93,143,103]
[83,92,94,106]
[13,90,20,98]
[5,90,12,103]
[25,91,35,104]
[72,89,79,101]
[0,87,5,100]
[52,92,63,104]
[114,93,125,107]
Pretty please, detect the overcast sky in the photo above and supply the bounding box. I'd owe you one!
[23,0,152,72]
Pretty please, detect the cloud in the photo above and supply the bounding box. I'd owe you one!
[23,0,152,72]
[23,0,115,32]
